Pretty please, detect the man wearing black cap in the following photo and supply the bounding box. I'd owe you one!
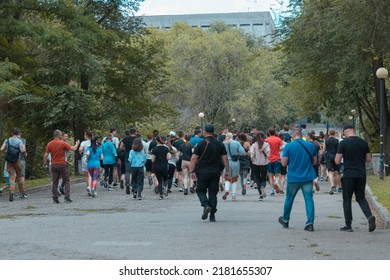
[189,124,230,222]
[335,125,376,232]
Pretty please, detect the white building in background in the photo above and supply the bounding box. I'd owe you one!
[140,12,276,45]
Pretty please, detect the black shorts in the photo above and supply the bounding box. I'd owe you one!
[176,158,183,172]
[280,165,287,176]
[145,159,152,172]
[326,159,340,172]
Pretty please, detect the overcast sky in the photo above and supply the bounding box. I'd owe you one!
[135,0,287,16]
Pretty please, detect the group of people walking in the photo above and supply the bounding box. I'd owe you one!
[0,122,377,232]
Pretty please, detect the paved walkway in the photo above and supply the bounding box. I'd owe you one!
[0,178,389,260]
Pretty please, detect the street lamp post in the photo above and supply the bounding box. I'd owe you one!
[198,112,205,133]
[376,67,388,180]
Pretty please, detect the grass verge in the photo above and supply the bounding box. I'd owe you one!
[367,175,390,212]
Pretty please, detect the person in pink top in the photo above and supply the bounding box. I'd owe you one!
[265,128,284,195]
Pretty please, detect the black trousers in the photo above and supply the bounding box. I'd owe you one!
[103,163,115,185]
[196,170,220,214]
[154,167,168,195]
[341,177,372,226]
[252,164,268,195]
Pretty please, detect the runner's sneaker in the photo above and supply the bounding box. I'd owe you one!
[259,196,263,201]
[179,187,183,192]
[154,186,158,194]
[9,192,14,202]
[164,186,169,196]
[99,178,104,187]
[64,197,73,203]
[59,185,65,195]
[337,187,343,193]
[57,188,62,196]
[138,195,142,200]
[190,186,196,193]
[91,188,96,198]
[184,188,189,195]
[126,184,131,195]
[329,186,336,195]
[20,192,28,199]
[219,183,224,192]
[273,183,280,194]
[120,180,124,189]
[149,176,154,186]
[232,195,237,201]
[87,187,92,196]
[260,187,267,198]
[107,186,113,191]
[159,195,163,200]
[242,184,247,195]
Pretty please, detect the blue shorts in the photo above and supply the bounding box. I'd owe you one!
[267,161,281,174]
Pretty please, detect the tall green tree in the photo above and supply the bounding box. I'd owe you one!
[279,0,390,174]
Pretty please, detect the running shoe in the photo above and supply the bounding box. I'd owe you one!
[126,184,131,195]
[154,186,158,194]
[314,182,320,192]
[20,192,28,199]
[222,192,229,200]
[242,184,247,195]
[260,187,267,198]
[219,183,224,192]
[87,187,92,196]
[107,186,113,191]
[159,195,163,200]
[329,186,336,195]
[184,188,189,195]
[273,183,280,194]
[179,187,183,192]
[164,186,169,196]
[99,178,104,187]
[149,176,154,186]
[120,180,124,189]
[91,188,96,198]
[9,192,14,202]
[59,185,65,195]
[232,195,237,201]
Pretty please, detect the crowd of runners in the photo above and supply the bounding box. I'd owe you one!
[0,122,377,231]
[1,122,346,202]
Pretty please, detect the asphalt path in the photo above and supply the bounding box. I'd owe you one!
[1,179,389,260]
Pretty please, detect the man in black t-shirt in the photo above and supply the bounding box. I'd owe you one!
[335,125,376,233]
[189,125,230,222]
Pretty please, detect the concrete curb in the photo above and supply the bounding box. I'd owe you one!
[366,184,390,229]
[26,178,85,193]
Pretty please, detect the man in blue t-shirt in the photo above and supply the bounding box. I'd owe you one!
[278,129,317,232]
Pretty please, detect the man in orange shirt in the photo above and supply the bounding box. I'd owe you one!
[44,130,79,203]
[265,128,284,195]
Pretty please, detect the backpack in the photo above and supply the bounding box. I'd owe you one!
[5,138,20,164]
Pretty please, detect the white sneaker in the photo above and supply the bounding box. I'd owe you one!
[91,188,96,198]
[87,187,92,196]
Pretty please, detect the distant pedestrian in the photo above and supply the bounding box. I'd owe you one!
[335,125,376,232]
[278,129,317,231]
[222,132,245,201]
[151,136,171,200]
[44,130,79,203]
[102,133,117,190]
[265,128,284,195]
[1,128,27,201]
[189,124,230,222]
[79,130,93,194]
[129,138,146,200]
[324,130,341,194]
[86,136,103,198]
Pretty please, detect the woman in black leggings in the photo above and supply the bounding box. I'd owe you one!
[151,136,171,200]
